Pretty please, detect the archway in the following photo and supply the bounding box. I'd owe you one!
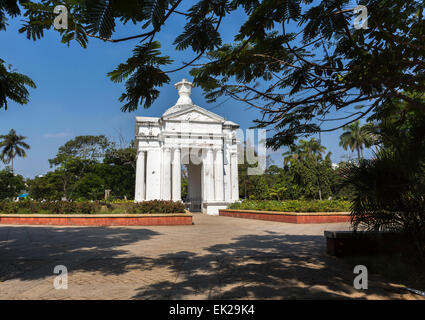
[185,162,202,212]
[134,79,240,215]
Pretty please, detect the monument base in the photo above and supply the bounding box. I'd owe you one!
[202,201,232,215]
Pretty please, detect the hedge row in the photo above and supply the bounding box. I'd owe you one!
[228,200,351,212]
[0,200,186,214]
[114,200,186,214]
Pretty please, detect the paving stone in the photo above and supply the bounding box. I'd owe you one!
[0,214,422,300]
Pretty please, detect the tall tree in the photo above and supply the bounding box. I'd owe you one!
[283,138,330,200]
[48,135,110,199]
[0,169,26,199]
[283,138,326,166]
[0,129,30,171]
[12,0,425,148]
[101,144,137,199]
[40,136,136,200]
[54,135,111,162]
[339,120,373,160]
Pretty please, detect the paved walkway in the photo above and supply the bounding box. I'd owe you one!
[0,214,421,300]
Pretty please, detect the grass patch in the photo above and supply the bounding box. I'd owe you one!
[228,200,351,212]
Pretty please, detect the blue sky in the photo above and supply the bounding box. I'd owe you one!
[0,3,370,178]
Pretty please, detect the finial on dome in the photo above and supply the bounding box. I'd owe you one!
[174,78,193,105]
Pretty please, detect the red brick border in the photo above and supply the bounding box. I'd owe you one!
[0,214,192,226]
[219,209,350,224]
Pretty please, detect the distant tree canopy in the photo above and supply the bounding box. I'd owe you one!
[0,132,356,202]
[53,135,110,162]
[239,138,351,201]
[5,0,423,148]
[28,135,136,201]
[0,169,26,199]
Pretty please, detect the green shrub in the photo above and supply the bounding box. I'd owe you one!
[228,199,351,212]
[0,200,186,214]
[114,200,186,214]
[346,98,425,263]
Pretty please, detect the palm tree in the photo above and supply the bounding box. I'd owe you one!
[298,138,326,161]
[339,121,374,160]
[282,144,300,166]
[362,122,381,153]
[0,129,30,171]
[283,138,326,165]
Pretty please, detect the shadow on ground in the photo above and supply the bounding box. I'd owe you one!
[0,226,160,282]
[0,226,407,299]
[133,231,384,299]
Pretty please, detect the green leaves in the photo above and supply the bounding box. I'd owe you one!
[0,59,36,110]
[86,0,115,38]
[0,2,36,110]
[4,0,424,143]
[0,200,186,213]
[346,120,425,260]
[0,128,30,171]
[0,170,25,200]
[283,138,326,165]
[237,0,301,40]
[229,199,351,212]
[19,0,89,47]
[339,120,376,160]
[55,135,110,161]
[0,0,21,31]
[60,22,89,48]
[18,1,55,41]
[142,0,170,29]
[174,17,222,53]
[41,135,138,200]
[108,41,172,111]
[173,0,225,53]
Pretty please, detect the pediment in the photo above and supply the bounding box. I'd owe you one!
[162,105,224,123]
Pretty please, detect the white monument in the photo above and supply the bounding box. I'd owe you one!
[134,79,240,215]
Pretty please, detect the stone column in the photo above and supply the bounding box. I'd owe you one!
[214,149,224,201]
[135,150,145,202]
[162,147,172,200]
[223,146,231,202]
[172,148,181,201]
[231,152,239,201]
[146,149,161,200]
[204,148,215,201]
